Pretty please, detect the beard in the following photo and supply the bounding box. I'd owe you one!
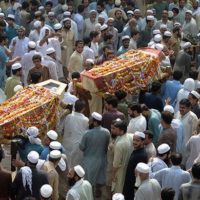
[68,177,76,187]
[89,123,94,129]
[135,175,142,187]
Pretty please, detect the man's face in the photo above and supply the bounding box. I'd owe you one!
[193,1,198,10]
[7,19,14,26]
[107,20,113,27]
[76,43,84,53]
[83,0,89,7]
[128,108,135,118]
[179,0,185,8]
[122,39,130,49]
[45,5,52,12]
[188,94,198,106]
[134,11,140,19]
[90,12,97,20]
[33,58,41,67]
[185,13,191,21]
[64,20,71,29]
[17,29,25,37]
[162,11,168,20]
[179,104,190,116]
[67,169,77,187]
[43,136,51,146]
[115,10,122,19]
[97,5,103,14]
[133,135,144,149]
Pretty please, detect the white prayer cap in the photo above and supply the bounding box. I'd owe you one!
[0,13,5,17]
[35,11,42,16]
[91,112,102,121]
[95,23,101,30]
[190,90,200,99]
[62,4,68,11]
[127,10,134,15]
[100,24,108,31]
[27,151,39,164]
[89,10,97,14]
[134,9,140,13]
[74,165,85,178]
[153,29,161,35]
[17,26,25,30]
[63,11,71,16]
[112,193,125,200]
[168,11,174,18]
[174,22,181,27]
[40,184,53,198]
[98,14,105,19]
[48,11,55,16]
[14,85,23,93]
[148,41,154,47]
[47,130,58,140]
[12,63,22,70]
[34,20,42,28]
[164,31,172,37]
[164,105,174,114]
[186,10,192,15]
[49,141,62,150]
[146,15,154,21]
[115,0,121,6]
[28,41,36,49]
[54,23,62,30]
[157,143,170,154]
[160,24,167,29]
[86,58,95,64]
[184,78,195,91]
[182,42,192,49]
[7,14,15,20]
[46,47,56,55]
[134,131,145,139]
[155,43,164,51]
[147,9,153,14]
[107,17,114,22]
[63,17,71,22]
[13,2,22,10]
[122,35,130,41]
[136,162,150,173]
[154,34,162,42]
[49,150,62,159]
[27,126,39,137]
[39,6,45,10]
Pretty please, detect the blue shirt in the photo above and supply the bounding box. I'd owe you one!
[6,25,19,44]
[40,146,49,160]
[162,80,183,107]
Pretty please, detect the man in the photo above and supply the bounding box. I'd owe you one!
[102,95,125,131]
[4,62,22,99]
[21,41,38,85]
[158,111,177,152]
[82,37,95,63]
[40,184,53,200]
[127,103,147,134]
[111,119,133,193]
[175,99,198,161]
[9,26,29,58]
[43,47,58,80]
[12,151,49,199]
[66,165,94,200]
[123,131,148,200]
[148,144,170,173]
[134,162,161,200]
[182,10,198,37]
[0,147,12,199]
[80,112,110,197]
[61,17,75,69]
[63,99,89,168]
[29,20,42,43]
[40,130,58,160]
[43,150,61,200]
[141,104,161,145]
[90,30,100,58]
[153,153,191,200]
[179,163,200,200]
[144,130,156,160]
[121,18,138,38]
[174,42,192,82]
[27,54,50,84]
[129,30,140,50]
[188,90,200,118]
[117,35,130,56]
[113,10,125,36]
[161,188,175,200]
[162,71,183,107]
[67,40,84,76]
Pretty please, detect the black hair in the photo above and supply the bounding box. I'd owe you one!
[0,20,6,28]
[161,188,175,200]
[170,152,182,165]
[173,70,182,80]
[74,100,85,112]
[151,81,161,92]
[179,98,191,108]
[0,33,7,43]
[75,40,84,47]
[90,31,100,40]
[77,4,85,13]
[141,104,149,112]
[32,54,42,61]
[22,1,29,9]
[115,89,127,100]
[105,96,118,108]
[128,103,142,113]
[189,70,199,80]
[45,1,53,7]
[83,37,91,45]
[131,30,140,37]
[144,130,153,139]
[31,72,42,84]
[112,119,127,133]
[97,1,104,8]
[12,68,21,75]
[192,163,200,179]
[103,33,113,42]
[161,111,173,125]
[71,71,80,79]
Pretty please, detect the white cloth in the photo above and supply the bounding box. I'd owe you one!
[62,92,78,106]
[9,36,30,58]
[128,38,137,50]
[29,30,40,43]
[21,166,32,194]
[145,143,156,160]
[182,18,198,37]
[82,46,95,62]
[127,115,147,134]
[148,157,168,174]
[90,42,99,58]
[21,50,39,85]
[66,179,94,200]
[63,111,89,167]
[28,136,42,145]
[73,13,84,40]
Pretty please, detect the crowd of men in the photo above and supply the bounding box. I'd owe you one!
[1,0,200,200]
